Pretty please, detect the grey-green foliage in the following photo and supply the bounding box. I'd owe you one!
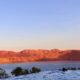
[30,67,41,73]
[0,68,9,79]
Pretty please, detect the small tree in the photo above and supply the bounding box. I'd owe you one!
[30,67,41,73]
[11,67,24,76]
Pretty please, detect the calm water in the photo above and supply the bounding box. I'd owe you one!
[0,61,80,74]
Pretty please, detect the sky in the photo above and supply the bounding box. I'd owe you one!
[0,0,80,51]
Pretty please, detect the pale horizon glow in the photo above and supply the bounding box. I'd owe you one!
[0,0,80,51]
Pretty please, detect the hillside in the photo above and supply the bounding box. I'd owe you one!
[0,49,80,63]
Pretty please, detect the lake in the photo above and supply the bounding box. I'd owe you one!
[0,61,80,74]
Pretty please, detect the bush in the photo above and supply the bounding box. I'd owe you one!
[11,67,24,76]
[11,67,30,76]
[70,68,76,70]
[23,69,29,75]
[0,68,9,79]
[78,68,80,70]
[61,67,80,72]
[62,68,68,72]
[30,67,41,73]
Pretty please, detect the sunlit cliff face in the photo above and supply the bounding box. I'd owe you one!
[0,49,80,63]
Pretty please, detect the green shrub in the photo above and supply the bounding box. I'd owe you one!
[30,67,41,73]
[23,69,29,75]
[11,67,24,76]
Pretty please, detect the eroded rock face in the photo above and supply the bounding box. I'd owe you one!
[0,49,80,63]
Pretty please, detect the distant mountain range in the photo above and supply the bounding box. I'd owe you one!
[0,49,80,63]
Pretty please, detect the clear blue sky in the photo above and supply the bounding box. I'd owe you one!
[0,0,80,51]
